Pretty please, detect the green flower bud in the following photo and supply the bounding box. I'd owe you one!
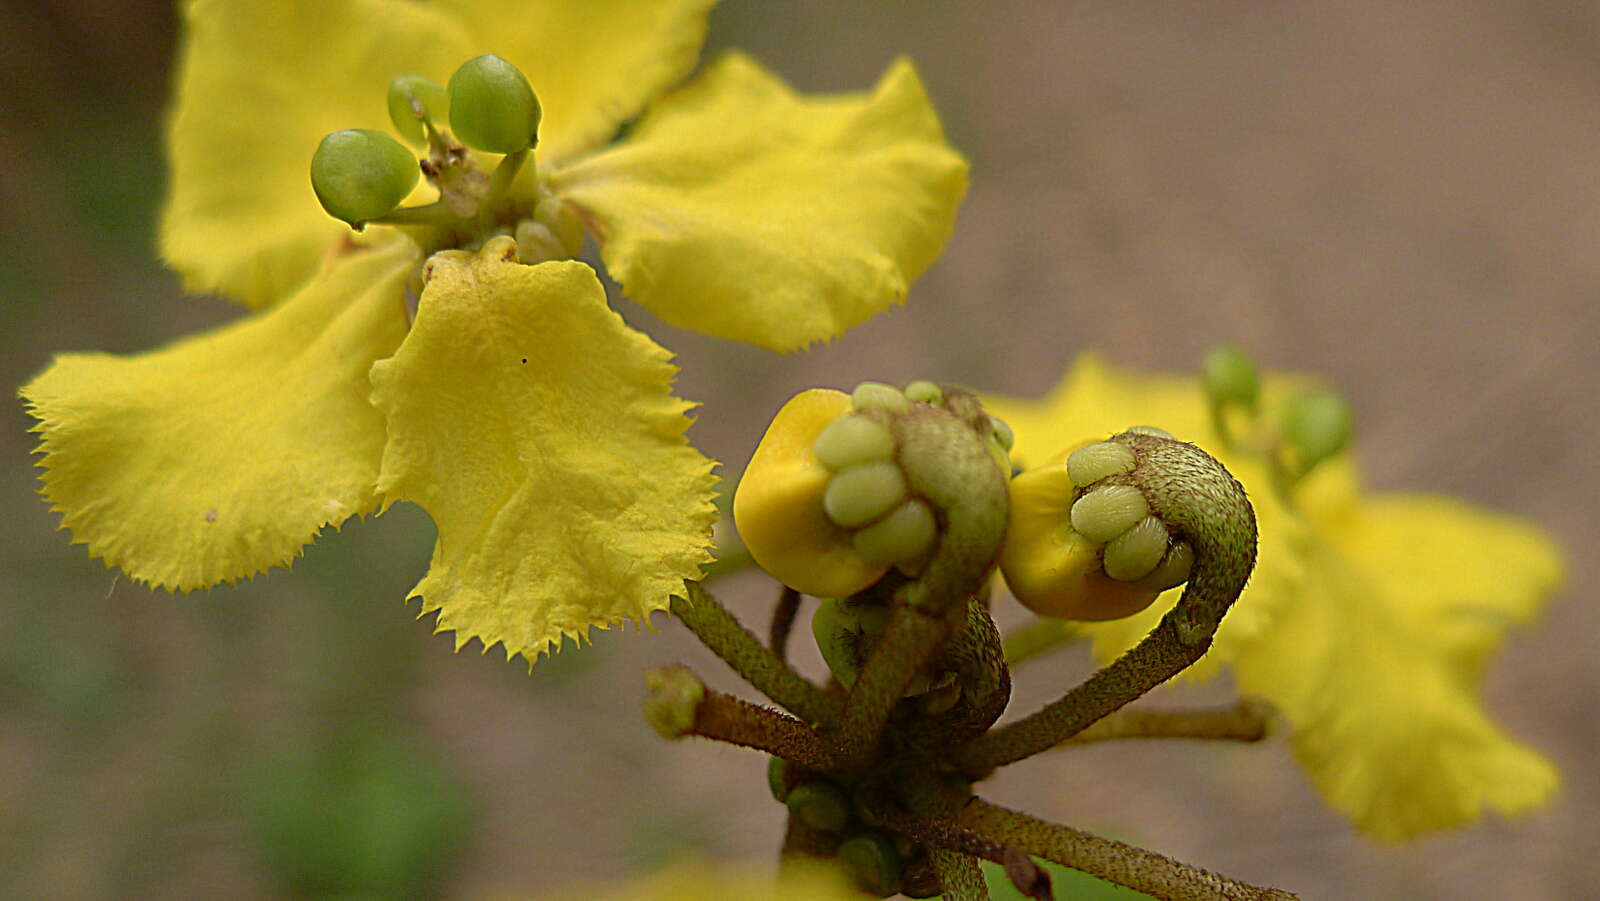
[812,597,864,687]
[310,129,420,227]
[767,756,790,803]
[851,499,937,565]
[1125,425,1175,440]
[1066,441,1137,488]
[1202,345,1260,410]
[386,74,447,146]
[823,461,907,528]
[448,53,541,153]
[837,831,902,897]
[1069,484,1149,543]
[1283,388,1353,473]
[904,379,943,404]
[851,381,910,413]
[642,666,704,739]
[814,415,896,470]
[786,781,852,833]
[1102,515,1170,581]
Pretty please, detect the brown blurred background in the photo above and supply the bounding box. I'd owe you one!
[3,1,1597,898]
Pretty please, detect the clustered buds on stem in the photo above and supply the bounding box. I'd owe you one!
[306,53,581,259]
[652,378,1292,900]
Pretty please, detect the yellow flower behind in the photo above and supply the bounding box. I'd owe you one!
[20,0,967,665]
[982,353,1563,840]
[520,859,861,901]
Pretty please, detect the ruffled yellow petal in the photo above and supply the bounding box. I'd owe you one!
[369,240,717,663]
[435,0,718,163]
[551,53,968,351]
[980,353,1304,677]
[163,0,473,307]
[1233,523,1561,841]
[20,241,416,589]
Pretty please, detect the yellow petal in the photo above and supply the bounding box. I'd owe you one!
[435,0,718,163]
[1234,531,1561,841]
[551,53,968,351]
[369,240,717,663]
[732,389,889,598]
[20,241,416,589]
[980,353,1305,678]
[163,0,473,307]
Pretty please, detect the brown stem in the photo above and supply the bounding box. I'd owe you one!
[686,688,843,772]
[866,797,1050,900]
[960,797,1299,901]
[770,585,801,663]
[933,849,990,901]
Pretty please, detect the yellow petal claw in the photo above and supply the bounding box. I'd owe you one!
[733,390,889,598]
[369,240,717,664]
[21,241,416,589]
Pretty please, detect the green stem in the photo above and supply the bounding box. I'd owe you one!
[1061,699,1271,745]
[669,586,839,726]
[829,601,954,770]
[484,148,529,214]
[960,798,1298,901]
[955,433,1256,772]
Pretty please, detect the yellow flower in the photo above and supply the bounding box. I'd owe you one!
[19,0,966,664]
[982,353,1564,841]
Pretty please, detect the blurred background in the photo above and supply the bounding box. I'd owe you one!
[3,1,1597,898]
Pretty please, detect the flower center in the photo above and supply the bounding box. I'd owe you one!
[308,54,584,265]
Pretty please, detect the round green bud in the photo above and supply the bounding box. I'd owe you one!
[904,380,943,404]
[1283,388,1352,472]
[386,74,448,146]
[767,756,790,803]
[1066,441,1137,488]
[1137,540,1194,593]
[854,600,891,636]
[823,461,907,528]
[1069,484,1149,543]
[1103,515,1171,581]
[851,499,937,565]
[837,831,902,897]
[448,53,541,153]
[851,381,910,414]
[310,129,420,227]
[814,415,896,471]
[1202,345,1260,410]
[988,415,1015,451]
[786,781,852,833]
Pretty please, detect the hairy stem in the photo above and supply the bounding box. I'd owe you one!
[663,679,842,771]
[770,586,801,663]
[1061,699,1271,745]
[960,798,1298,901]
[830,602,954,770]
[670,585,839,726]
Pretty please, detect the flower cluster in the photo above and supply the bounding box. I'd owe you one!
[20,0,967,664]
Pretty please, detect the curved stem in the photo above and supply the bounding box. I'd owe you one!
[669,585,839,726]
[770,586,801,663]
[960,798,1298,901]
